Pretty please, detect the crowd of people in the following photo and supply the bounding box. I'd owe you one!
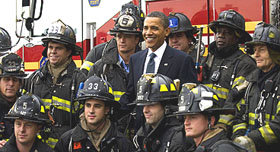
[0,2,280,152]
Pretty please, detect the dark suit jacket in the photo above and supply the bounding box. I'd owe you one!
[119,45,197,110]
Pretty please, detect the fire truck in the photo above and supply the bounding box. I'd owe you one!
[8,0,280,72]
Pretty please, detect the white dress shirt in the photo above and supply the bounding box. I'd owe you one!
[143,41,167,74]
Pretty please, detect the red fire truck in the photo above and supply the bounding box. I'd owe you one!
[15,0,278,72]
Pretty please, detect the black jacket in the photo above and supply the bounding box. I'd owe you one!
[202,43,256,129]
[24,60,86,148]
[0,93,19,140]
[81,41,108,75]
[88,38,142,102]
[0,134,53,152]
[232,66,280,152]
[134,117,194,152]
[202,42,256,104]
[188,127,245,152]
[54,122,134,152]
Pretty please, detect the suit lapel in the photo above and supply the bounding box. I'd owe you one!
[158,46,174,75]
[136,49,148,78]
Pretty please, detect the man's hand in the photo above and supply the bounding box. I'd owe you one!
[0,140,7,148]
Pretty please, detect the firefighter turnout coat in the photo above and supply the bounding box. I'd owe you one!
[24,60,86,148]
[54,122,134,152]
[133,117,193,152]
[232,65,280,152]
[202,42,256,126]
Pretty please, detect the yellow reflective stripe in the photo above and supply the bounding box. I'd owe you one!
[236,98,245,111]
[233,122,247,133]
[41,99,52,110]
[218,114,234,125]
[42,97,77,113]
[259,125,277,144]
[160,84,168,92]
[205,84,229,99]
[46,137,59,149]
[80,61,94,71]
[40,105,45,113]
[248,112,256,125]
[170,83,176,91]
[232,76,246,88]
[21,89,27,94]
[277,101,280,113]
[113,91,125,101]
[52,96,72,113]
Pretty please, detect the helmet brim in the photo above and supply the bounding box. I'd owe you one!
[174,107,235,116]
[246,40,280,51]
[0,73,27,78]
[209,21,252,44]
[5,114,51,125]
[77,96,121,109]
[41,38,83,57]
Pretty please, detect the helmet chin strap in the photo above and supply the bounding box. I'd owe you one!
[84,116,107,133]
[196,115,213,146]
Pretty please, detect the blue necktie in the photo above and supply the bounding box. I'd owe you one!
[146,53,156,73]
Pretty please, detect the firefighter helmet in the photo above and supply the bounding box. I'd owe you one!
[5,94,51,124]
[119,2,145,29]
[209,10,252,44]
[41,19,82,57]
[109,13,142,36]
[0,27,12,55]
[175,84,235,116]
[77,75,120,108]
[168,12,198,42]
[246,22,280,54]
[0,53,27,78]
[135,74,178,106]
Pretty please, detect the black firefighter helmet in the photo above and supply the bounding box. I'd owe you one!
[5,94,51,125]
[246,22,280,54]
[0,53,27,78]
[41,19,83,57]
[175,84,235,116]
[109,13,142,35]
[168,12,198,43]
[76,75,120,109]
[135,73,178,106]
[209,9,252,44]
[0,27,12,56]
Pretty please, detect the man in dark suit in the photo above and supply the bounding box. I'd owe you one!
[119,11,197,131]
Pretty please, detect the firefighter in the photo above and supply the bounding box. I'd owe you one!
[0,53,27,145]
[168,12,198,60]
[232,22,280,152]
[132,74,194,152]
[80,2,144,75]
[175,84,250,152]
[201,10,256,133]
[24,19,86,149]
[88,10,143,102]
[0,94,53,152]
[0,27,11,57]
[54,75,134,152]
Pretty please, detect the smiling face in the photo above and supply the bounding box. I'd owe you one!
[84,99,109,130]
[143,102,164,128]
[116,32,139,54]
[47,41,72,66]
[253,44,275,72]
[143,17,170,52]
[169,32,192,52]
[14,119,41,146]
[214,26,238,48]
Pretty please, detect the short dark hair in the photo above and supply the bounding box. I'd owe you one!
[147,11,169,29]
